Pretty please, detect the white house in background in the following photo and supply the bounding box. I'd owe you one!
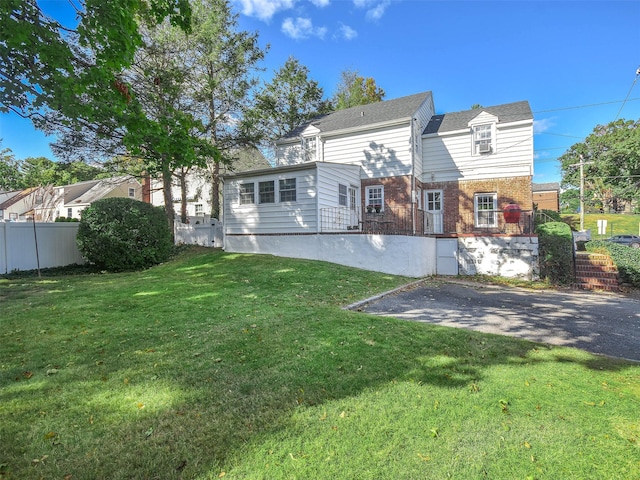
[0,176,142,222]
[222,92,538,278]
[150,148,270,223]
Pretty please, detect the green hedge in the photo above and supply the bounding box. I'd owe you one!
[76,197,173,272]
[586,240,640,287]
[535,221,575,285]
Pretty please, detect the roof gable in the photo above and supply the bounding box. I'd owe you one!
[424,101,532,135]
[279,91,433,141]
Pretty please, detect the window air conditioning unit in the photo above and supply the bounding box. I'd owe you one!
[478,143,491,153]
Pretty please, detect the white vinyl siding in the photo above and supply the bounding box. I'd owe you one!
[223,168,318,235]
[421,121,533,182]
[322,124,413,179]
[316,163,361,211]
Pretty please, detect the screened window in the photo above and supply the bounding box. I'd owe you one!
[259,181,275,204]
[239,183,255,205]
[473,124,493,154]
[279,178,296,202]
[474,193,497,227]
[338,184,348,206]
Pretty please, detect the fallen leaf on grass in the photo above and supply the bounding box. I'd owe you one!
[23,371,33,379]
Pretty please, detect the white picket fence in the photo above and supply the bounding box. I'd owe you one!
[0,222,85,274]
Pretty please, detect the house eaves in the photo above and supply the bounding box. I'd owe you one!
[222,162,317,180]
[276,91,433,144]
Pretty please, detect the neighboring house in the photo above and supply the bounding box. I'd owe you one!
[151,147,270,223]
[0,188,39,221]
[532,182,560,212]
[222,92,537,278]
[36,176,142,221]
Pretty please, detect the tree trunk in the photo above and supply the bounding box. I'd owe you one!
[179,168,188,223]
[161,159,175,241]
[211,161,220,220]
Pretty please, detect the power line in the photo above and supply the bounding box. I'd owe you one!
[533,97,640,114]
[613,66,640,121]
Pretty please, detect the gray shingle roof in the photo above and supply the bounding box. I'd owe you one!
[424,101,532,135]
[532,182,560,192]
[279,91,432,141]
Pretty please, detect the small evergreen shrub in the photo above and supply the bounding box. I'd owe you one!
[535,221,574,285]
[77,197,173,272]
[586,240,640,287]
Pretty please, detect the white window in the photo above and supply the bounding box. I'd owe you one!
[128,187,135,197]
[279,178,296,202]
[239,183,255,205]
[366,186,384,211]
[473,124,493,154]
[338,184,348,206]
[426,190,442,212]
[67,207,73,218]
[195,204,203,215]
[259,181,275,204]
[474,193,497,227]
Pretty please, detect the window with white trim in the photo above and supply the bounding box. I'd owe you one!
[338,184,348,207]
[279,178,296,202]
[366,185,384,211]
[67,207,73,218]
[258,181,275,204]
[473,124,493,154]
[239,183,255,205]
[195,204,203,215]
[128,187,135,197]
[474,193,497,227]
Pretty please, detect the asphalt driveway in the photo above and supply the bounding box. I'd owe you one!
[356,280,640,362]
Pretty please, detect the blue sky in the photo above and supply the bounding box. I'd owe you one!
[2,0,639,184]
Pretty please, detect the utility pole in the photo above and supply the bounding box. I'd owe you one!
[569,155,593,232]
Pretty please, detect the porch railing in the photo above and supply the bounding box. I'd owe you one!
[320,206,535,236]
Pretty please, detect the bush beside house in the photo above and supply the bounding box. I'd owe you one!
[77,197,173,272]
[586,240,640,287]
[536,221,574,285]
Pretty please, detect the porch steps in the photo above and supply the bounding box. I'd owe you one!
[573,252,620,292]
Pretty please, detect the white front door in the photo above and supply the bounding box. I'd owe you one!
[425,190,444,234]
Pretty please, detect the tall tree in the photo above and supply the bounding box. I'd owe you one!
[559,119,640,213]
[333,69,385,110]
[243,56,332,160]
[0,144,23,190]
[1,0,196,228]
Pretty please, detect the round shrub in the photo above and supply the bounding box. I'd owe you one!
[77,197,173,271]
[535,221,575,285]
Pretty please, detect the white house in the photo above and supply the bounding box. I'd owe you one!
[222,92,538,279]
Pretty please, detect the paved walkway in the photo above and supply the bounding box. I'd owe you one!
[357,280,640,362]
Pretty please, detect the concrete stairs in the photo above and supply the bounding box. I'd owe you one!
[574,252,620,292]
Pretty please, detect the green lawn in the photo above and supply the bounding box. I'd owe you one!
[1,248,639,479]
[562,213,640,237]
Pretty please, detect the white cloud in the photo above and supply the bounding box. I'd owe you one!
[337,23,358,40]
[534,118,555,135]
[309,0,330,6]
[235,0,296,21]
[282,17,327,40]
[352,0,391,21]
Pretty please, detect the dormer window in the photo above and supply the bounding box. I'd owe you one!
[473,124,493,154]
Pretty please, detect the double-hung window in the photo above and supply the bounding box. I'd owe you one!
[366,185,384,211]
[239,183,255,205]
[195,204,203,215]
[279,178,296,202]
[128,187,135,197]
[473,124,493,154]
[474,193,497,228]
[338,184,348,207]
[259,181,275,204]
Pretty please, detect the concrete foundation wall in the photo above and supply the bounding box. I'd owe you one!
[224,234,438,278]
[457,236,539,280]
